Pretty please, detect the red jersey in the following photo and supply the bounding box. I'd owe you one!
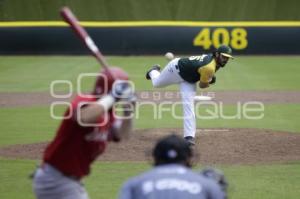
[43,95,116,178]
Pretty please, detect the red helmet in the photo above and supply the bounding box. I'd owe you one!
[93,67,129,96]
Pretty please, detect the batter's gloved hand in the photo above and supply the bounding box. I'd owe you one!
[111,81,134,101]
[121,95,137,116]
[209,76,216,85]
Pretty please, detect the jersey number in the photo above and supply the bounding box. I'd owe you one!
[189,55,207,61]
[193,28,248,50]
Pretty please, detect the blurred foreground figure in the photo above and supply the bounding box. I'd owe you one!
[33,67,135,199]
[118,134,226,199]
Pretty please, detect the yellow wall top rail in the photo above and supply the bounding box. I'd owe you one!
[1,21,300,27]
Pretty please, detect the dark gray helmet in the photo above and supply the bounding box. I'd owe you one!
[153,134,192,166]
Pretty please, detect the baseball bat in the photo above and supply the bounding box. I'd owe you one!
[60,7,115,79]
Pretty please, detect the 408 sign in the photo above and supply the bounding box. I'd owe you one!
[193,28,248,50]
[1,23,299,55]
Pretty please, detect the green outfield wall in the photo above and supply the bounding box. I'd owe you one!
[1,0,299,55]
[1,21,300,55]
[0,0,299,21]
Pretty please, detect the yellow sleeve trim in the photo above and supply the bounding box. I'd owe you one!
[198,59,216,83]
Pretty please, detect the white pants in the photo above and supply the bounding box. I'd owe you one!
[33,164,89,199]
[150,58,196,138]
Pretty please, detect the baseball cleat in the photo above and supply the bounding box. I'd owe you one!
[184,136,195,147]
[146,65,161,80]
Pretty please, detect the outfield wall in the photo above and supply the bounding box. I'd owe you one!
[0,21,300,55]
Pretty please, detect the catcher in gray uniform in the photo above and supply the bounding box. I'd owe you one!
[118,134,226,199]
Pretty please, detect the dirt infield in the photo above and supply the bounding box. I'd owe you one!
[1,128,300,165]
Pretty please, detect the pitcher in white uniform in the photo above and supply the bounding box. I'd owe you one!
[145,45,234,146]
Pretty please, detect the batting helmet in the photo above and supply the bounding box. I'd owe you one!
[153,134,192,167]
[92,67,129,96]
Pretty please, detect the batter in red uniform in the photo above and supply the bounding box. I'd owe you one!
[33,67,135,199]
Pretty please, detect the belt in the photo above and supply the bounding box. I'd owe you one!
[41,163,81,181]
[67,175,81,181]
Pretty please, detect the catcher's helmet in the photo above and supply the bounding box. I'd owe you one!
[153,134,192,166]
[93,67,129,96]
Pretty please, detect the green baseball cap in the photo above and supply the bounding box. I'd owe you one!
[217,45,234,59]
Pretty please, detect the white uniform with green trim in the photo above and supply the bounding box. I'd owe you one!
[149,55,216,138]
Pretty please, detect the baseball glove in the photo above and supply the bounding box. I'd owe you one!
[200,167,228,192]
[209,76,216,84]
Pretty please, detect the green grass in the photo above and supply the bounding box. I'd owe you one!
[1,158,300,199]
[1,56,300,92]
[194,103,300,132]
[214,56,300,90]
[0,158,36,199]
[133,103,300,132]
[223,162,300,199]
[0,106,59,146]
[0,55,300,199]
[0,56,167,92]
[0,103,299,146]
